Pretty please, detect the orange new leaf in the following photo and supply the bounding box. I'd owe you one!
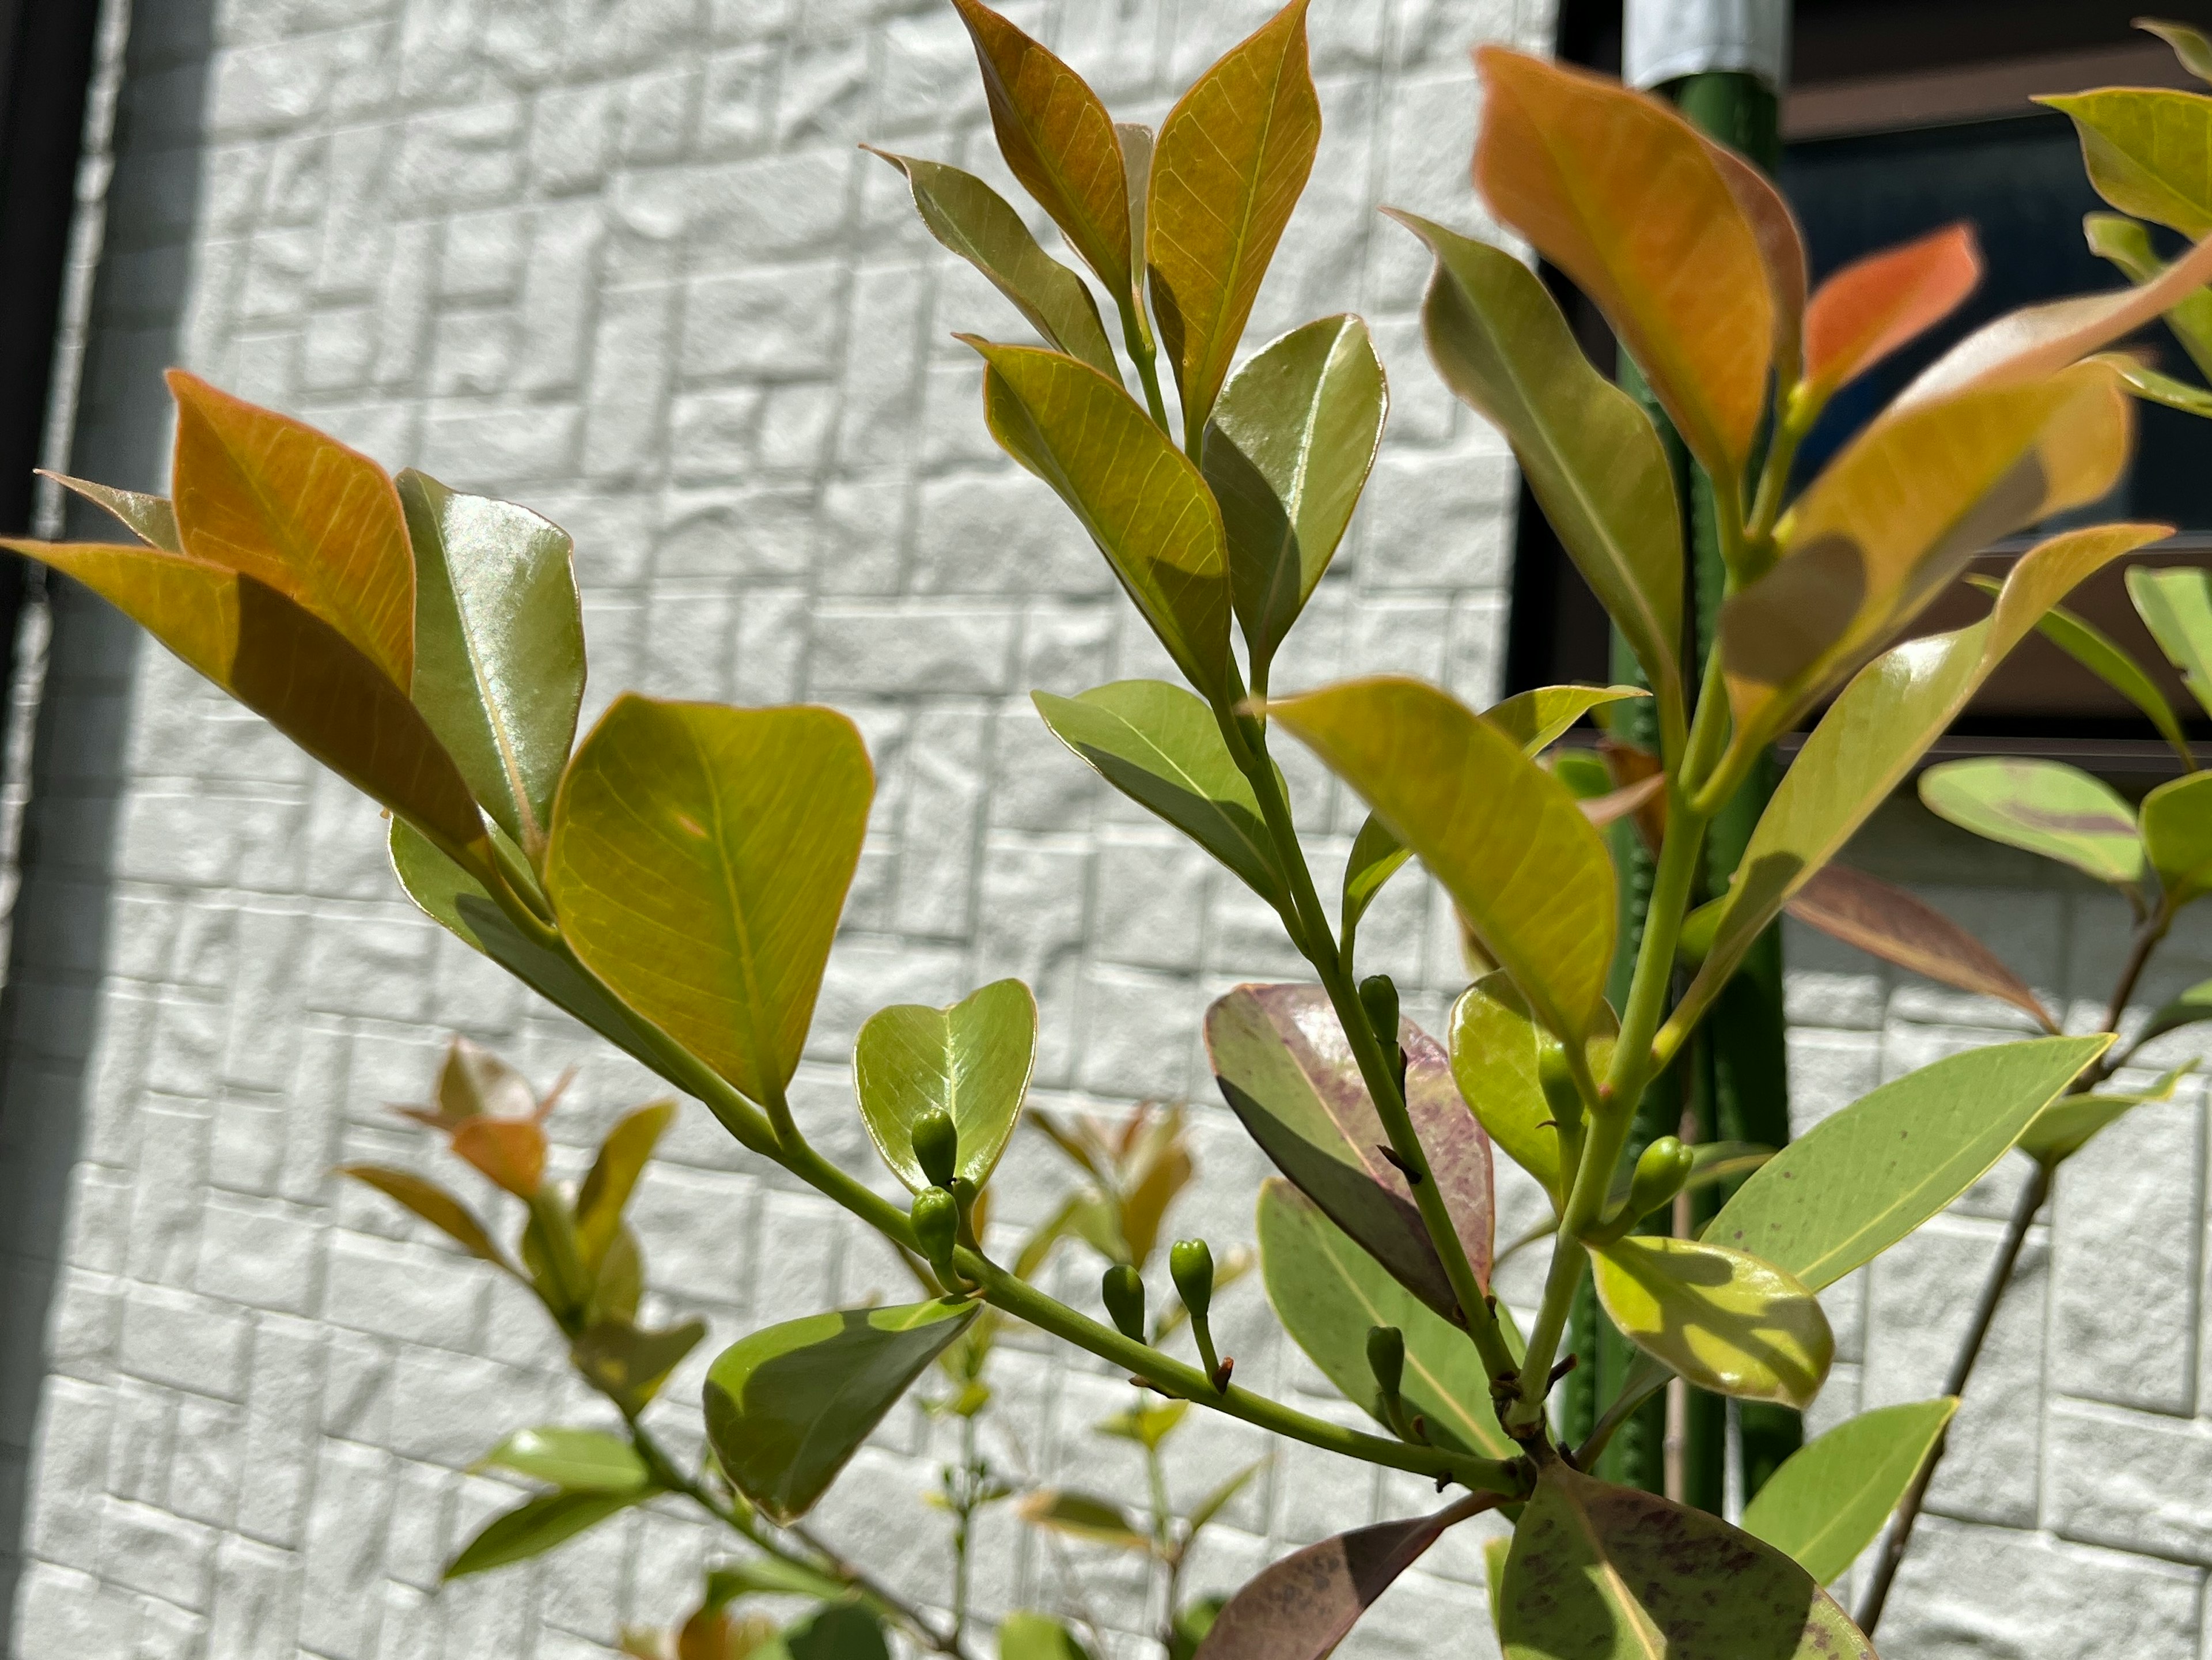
[1802,222,1982,400]
[452,1117,548,1198]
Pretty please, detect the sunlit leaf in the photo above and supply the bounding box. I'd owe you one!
[445,1491,643,1581]
[1501,1464,1873,1659]
[1589,1235,1831,1408]
[399,470,586,862]
[2082,213,2212,381]
[1118,122,1153,322]
[1785,863,2058,1031]
[1393,210,1682,709]
[1269,676,1615,1042]
[999,1613,1096,1660]
[1339,813,1411,945]
[42,471,180,550]
[2128,564,2212,720]
[704,1557,853,1606]
[1975,572,2196,766]
[1741,1398,1957,1585]
[950,0,1130,298]
[1706,1035,2110,1290]
[1723,361,2133,747]
[396,1037,537,1132]
[1801,222,1981,400]
[2017,1064,2192,1167]
[547,695,872,1111]
[1919,757,2144,888]
[2138,977,2212,1048]
[577,1100,677,1275]
[1257,1179,1516,1460]
[1095,1399,1188,1451]
[476,1427,652,1493]
[1472,48,1772,482]
[863,148,1119,378]
[1448,971,1615,1210]
[1147,0,1321,434]
[1202,314,1385,677]
[704,1300,976,1525]
[341,1164,516,1273]
[1483,683,1648,756]
[971,341,1234,699]
[1033,680,1282,903]
[2042,88,2212,237]
[856,980,1037,1192]
[2141,770,2212,903]
[1014,1489,1153,1553]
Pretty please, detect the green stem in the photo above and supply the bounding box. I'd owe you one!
[1119,293,1173,436]
[950,1412,978,1646]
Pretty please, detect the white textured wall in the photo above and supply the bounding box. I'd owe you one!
[5,1,2212,1657]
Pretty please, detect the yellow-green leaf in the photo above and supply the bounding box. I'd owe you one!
[1269,676,1615,1042]
[2142,17,2212,82]
[571,1317,704,1412]
[1014,1489,1152,1553]
[1448,971,1616,1210]
[1739,1398,1958,1586]
[1988,573,2196,767]
[2018,1064,2192,1167]
[445,1489,645,1579]
[1483,683,1648,755]
[546,694,873,1109]
[1147,0,1321,435]
[341,1164,515,1273]
[855,980,1037,1192]
[969,341,1234,699]
[2128,564,2212,719]
[1473,47,1772,483]
[1339,812,1411,946]
[576,1100,677,1275]
[476,1427,652,1494]
[1919,757,2145,888]
[2142,770,2212,903]
[1393,211,1684,712]
[2043,89,2212,237]
[1589,1235,1832,1408]
[42,471,181,551]
[2084,212,2212,381]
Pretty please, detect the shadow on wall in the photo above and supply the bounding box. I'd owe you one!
[0,0,212,1616]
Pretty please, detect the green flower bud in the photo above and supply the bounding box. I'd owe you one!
[1101,1263,1147,1343]
[1169,1239,1214,1319]
[1627,1135,1695,1222]
[1537,1040,1584,1135]
[912,1185,961,1275]
[1358,974,1400,1048]
[1366,1324,1406,1401]
[911,1109,960,1190]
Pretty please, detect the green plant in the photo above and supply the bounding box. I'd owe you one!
[24,3,2212,1654]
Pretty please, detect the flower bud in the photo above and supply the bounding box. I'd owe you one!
[1366,1324,1406,1401]
[911,1185,961,1279]
[1101,1264,1147,1343]
[1169,1239,1214,1320]
[1537,1040,1584,1135]
[1358,974,1400,1048]
[1626,1135,1695,1222]
[911,1109,960,1190]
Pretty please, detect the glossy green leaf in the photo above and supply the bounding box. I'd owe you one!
[1741,1398,1957,1584]
[2017,1064,2192,1167]
[862,148,1118,378]
[1684,523,2169,1026]
[1589,1235,1832,1408]
[1974,572,2196,767]
[475,1427,651,1493]
[2130,564,2212,720]
[398,470,586,862]
[1501,1463,1873,1660]
[1706,1035,2110,1289]
[774,1604,892,1660]
[2112,356,2212,419]
[704,1556,852,1605]
[1394,210,1682,712]
[42,471,181,551]
[2084,213,2212,381]
[704,1300,976,1525]
[2143,17,2212,81]
[999,1613,1095,1660]
[971,342,1235,698]
[1033,680,1281,902]
[2139,977,2212,1048]
[1339,813,1410,946]
[1270,676,1616,1042]
[341,1164,515,1273]
[1147,0,1321,435]
[2141,770,2212,903]
[1202,314,1385,677]
[1918,757,2145,888]
[577,1100,677,1275]
[1257,1178,1516,1459]
[1483,683,1649,755]
[1015,1489,1152,1553]
[445,1489,644,1579]
[950,0,1130,298]
[2043,89,2212,237]
[547,695,872,1110]
[855,979,1037,1191]
[1448,971,1617,1210]
[571,1317,706,1412]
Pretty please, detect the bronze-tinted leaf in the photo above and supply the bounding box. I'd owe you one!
[1705,136,1808,390]
[341,1164,515,1273]
[452,1117,547,1198]
[41,471,181,551]
[1802,222,1982,399]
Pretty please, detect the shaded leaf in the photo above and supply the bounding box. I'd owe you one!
[1202,314,1385,676]
[704,1300,977,1525]
[1979,573,2196,766]
[1147,0,1321,434]
[399,470,586,861]
[1257,1179,1517,1460]
[2142,769,2212,903]
[1033,680,1281,902]
[1786,863,2058,1030]
[1483,683,1647,755]
[1500,1462,1872,1660]
[1118,122,1153,320]
[476,1427,652,1493]
[341,1164,514,1272]
[2128,564,2212,719]
[950,0,1130,297]
[1919,757,2145,888]
[1589,1235,1832,1409]
[41,471,180,550]
[777,1604,892,1660]
[577,1100,677,1273]
[573,1317,707,1412]
[1706,1035,2110,1290]
[862,148,1118,377]
[1195,1494,1492,1660]
[1448,970,1615,1210]
[2043,89,2212,237]
[1208,984,1493,1318]
[1743,1398,1957,1585]
[1578,773,1663,830]
[2017,1064,2191,1166]
[2138,977,2212,1047]
[1802,222,1982,400]
[1185,1458,1268,1538]
[704,1557,851,1605]
[1015,1489,1152,1553]
[1170,1600,1225,1660]
[855,980,1037,1191]
[1269,676,1615,1042]
[547,695,872,1110]
[446,1489,644,1579]
[1395,210,1682,710]
[999,1613,1096,1660]
[1339,813,1411,944]
[972,341,1234,698]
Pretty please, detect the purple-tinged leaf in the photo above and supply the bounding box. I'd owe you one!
[1206,984,1494,1322]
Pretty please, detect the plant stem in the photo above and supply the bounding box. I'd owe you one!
[1120,293,1174,437]
[1856,1159,2050,1635]
[2104,905,2174,1045]
[950,1411,979,1647]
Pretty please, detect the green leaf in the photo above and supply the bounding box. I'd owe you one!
[1979,574,2196,767]
[704,1557,852,1605]
[970,341,1235,699]
[1185,1457,1268,1538]
[1269,676,1616,1043]
[1095,1400,1188,1451]
[1482,683,1649,755]
[1257,1178,1517,1460]
[1500,1464,1872,1660]
[2141,770,2212,903]
[1169,1598,1224,1660]
[1033,681,1282,903]
[1202,314,1386,679]
[779,1604,892,1660]
[571,1317,706,1412]
[475,1427,651,1493]
[2128,565,2212,720]
[862,149,1119,379]
[855,979,1037,1192]
[397,470,586,863]
[2111,356,2212,419]
[704,1300,977,1525]
[1448,971,1617,1209]
[2142,17,2212,82]
[1014,1489,1153,1553]
[1146,0,1321,435]
[2139,977,2212,1048]
[2083,213,2212,381]
[340,1164,516,1273]
[2017,1064,2192,1166]
[1588,1235,1832,1409]
[1741,1398,1958,1585]
[1339,812,1411,946]
[1393,211,1683,713]
[2043,89,2212,237]
[999,1613,1095,1660]
[1706,1035,2111,1290]
[445,1489,643,1579]
[1918,757,2145,888]
[41,471,181,551]
[577,1101,677,1275]
[546,694,872,1111]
